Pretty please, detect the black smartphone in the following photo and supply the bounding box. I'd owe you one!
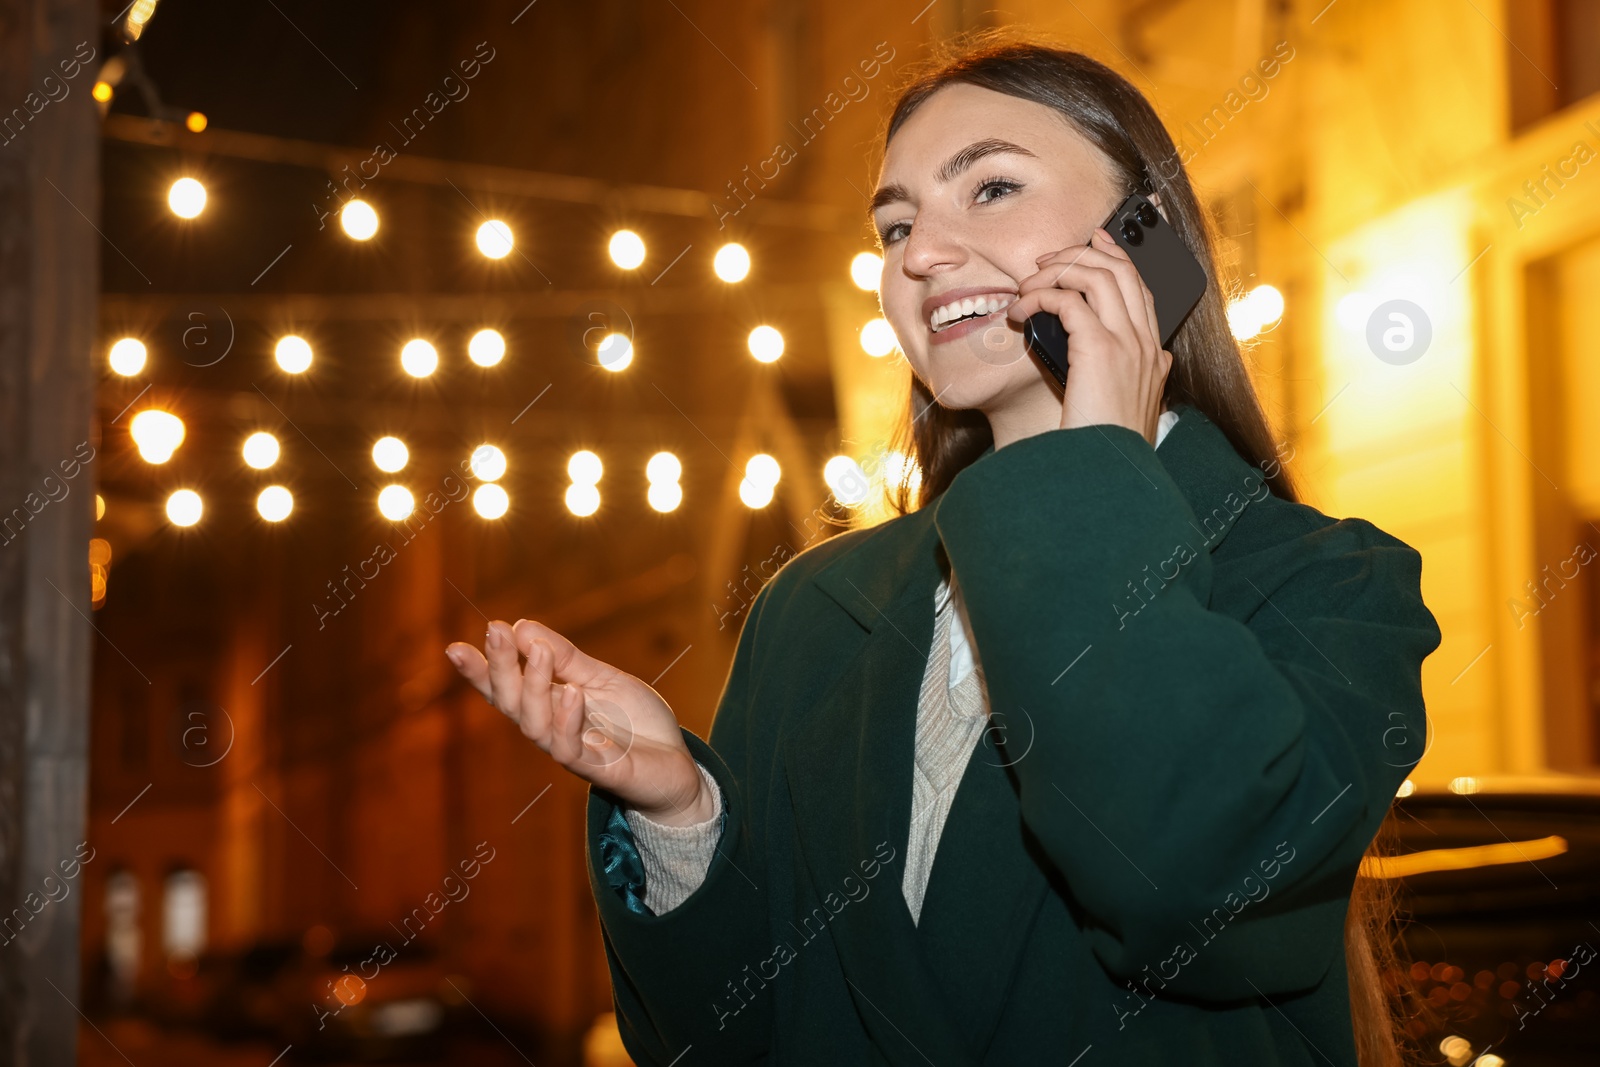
[1022,192,1207,389]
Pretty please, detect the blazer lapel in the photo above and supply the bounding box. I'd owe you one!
[784,503,983,1067]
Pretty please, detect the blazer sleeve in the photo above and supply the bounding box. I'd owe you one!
[932,423,1442,1002]
[584,574,780,1065]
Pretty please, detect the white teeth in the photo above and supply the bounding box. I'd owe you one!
[929,294,1014,332]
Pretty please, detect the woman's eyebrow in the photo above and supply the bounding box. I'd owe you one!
[868,138,1037,215]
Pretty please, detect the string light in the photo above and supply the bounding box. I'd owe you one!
[476,220,514,259]
[850,252,882,291]
[473,484,509,519]
[565,450,602,517]
[401,339,438,377]
[166,489,202,527]
[859,318,897,357]
[341,199,379,241]
[469,445,506,481]
[256,485,293,522]
[371,437,408,472]
[242,432,280,469]
[130,410,184,463]
[747,325,783,363]
[713,243,750,282]
[1227,284,1285,341]
[185,111,207,133]
[109,337,146,376]
[597,333,632,372]
[645,451,682,513]
[167,177,206,219]
[275,335,312,374]
[823,454,870,507]
[739,453,780,508]
[92,81,113,103]
[377,485,415,521]
[468,328,505,367]
[609,230,646,269]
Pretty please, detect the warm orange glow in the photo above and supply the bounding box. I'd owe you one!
[92,81,113,103]
[1359,836,1568,879]
[184,111,207,133]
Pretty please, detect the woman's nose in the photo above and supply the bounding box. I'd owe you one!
[900,214,969,277]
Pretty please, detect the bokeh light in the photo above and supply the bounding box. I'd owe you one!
[564,482,600,517]
[184,111,207,133]
[567,450,602,484]
[468,328,505,367]
[850,252,883,291]
[275,335,312,374]
[609,230,646,269]
[256,485,293,522]
[469,444,507,481]
[167,177,206,219]
[713,243,750,282]
[1227,284,1285,341]
[473,483,509,519]
[377,485,415,521]
[747,325,784,363]
[401,339,438,377]
[165,489,202,527]
[242,432,280,469]
[860,318,897,357]
[109,337,147,376]
[130,409,184,463]
[371,436,408,472]
[341,199,379,241]
[597,333,632,372]
[476,220,514,259]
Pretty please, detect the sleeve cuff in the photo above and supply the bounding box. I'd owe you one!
[621,761,724,914]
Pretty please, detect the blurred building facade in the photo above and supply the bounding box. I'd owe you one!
[75,0,1600,1057]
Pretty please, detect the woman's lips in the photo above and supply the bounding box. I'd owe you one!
[929,306,1015,346]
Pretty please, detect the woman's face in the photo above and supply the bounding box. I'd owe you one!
[872,83,1125,418]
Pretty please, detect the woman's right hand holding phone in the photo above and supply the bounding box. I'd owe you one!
[446,620,715,827]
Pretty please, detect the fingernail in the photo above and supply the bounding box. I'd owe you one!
[487,627,499,648]
[445,648,460,667]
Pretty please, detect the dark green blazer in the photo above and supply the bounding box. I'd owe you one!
[585,401,1441,1066]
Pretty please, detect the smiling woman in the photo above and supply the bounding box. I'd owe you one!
[447,29,1442,1067]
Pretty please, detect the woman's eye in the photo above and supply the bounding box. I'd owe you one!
[879,221,910,245]
[974,179,1020,204]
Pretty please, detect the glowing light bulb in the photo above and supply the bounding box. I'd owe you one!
[242,432,280,469]
[851,252,883,291]
[166,489,202,526]
[275,335,312,374]
[371,436,408,472]
[377,484,415,521]
[609,230,646,269]
[130,409,184,463]
[713,243,751,282]
[473,484,509,519]
[476,220,514,259]
[341,199,379,241]
[597,333,632,372]
[167,177,206,219]
[109,337,146,376]
[468,328,505,367]
[860,318,897,357]
[400,339,438,377]
[747,325,784,363]
[567,450,602,484]
[256,485,293,522]
[469,444,507,482]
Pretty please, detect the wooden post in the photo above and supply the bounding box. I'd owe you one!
[0,0,100,1062]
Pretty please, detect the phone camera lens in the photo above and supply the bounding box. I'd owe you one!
[1120,219,1144,245]
[1134,202,1158,227]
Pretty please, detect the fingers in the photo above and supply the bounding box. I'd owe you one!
[1010,234,1154,357]
[445,641,491,702]
[516,639,556,749]
[510,618,611,689]
[548,680,586,767]
[484,621,525,720]
[1005,286,1108,349]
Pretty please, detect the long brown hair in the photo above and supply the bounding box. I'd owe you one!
[870,31,1413,1066]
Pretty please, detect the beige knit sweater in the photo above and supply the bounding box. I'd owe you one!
[623,410,1180,923]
